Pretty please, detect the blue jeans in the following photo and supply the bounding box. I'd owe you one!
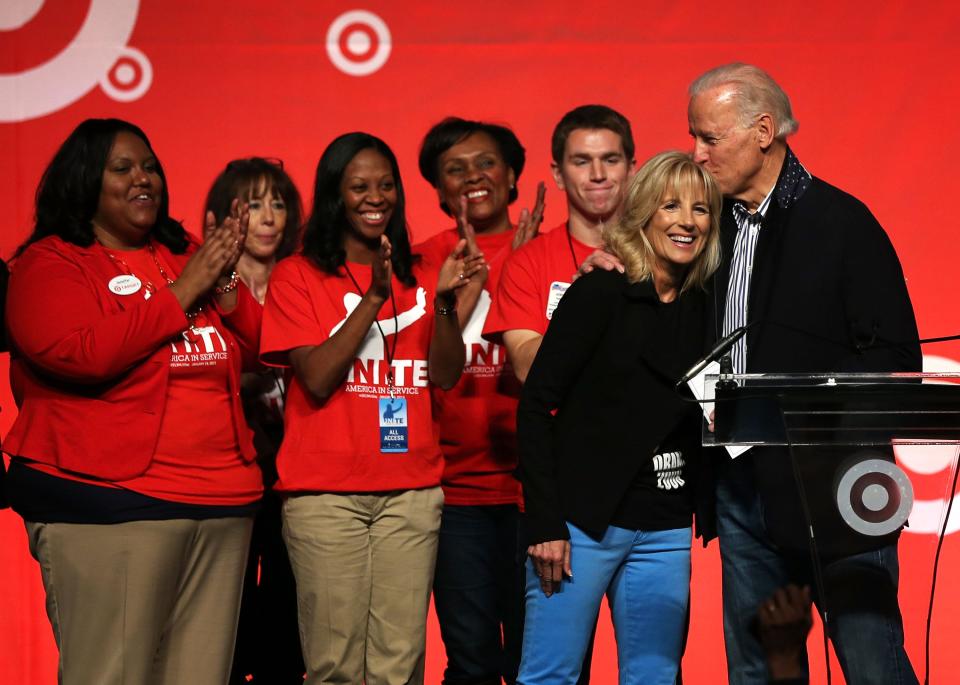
[433,504,523,685]
[517,523,691,685]
[716,457,918,685]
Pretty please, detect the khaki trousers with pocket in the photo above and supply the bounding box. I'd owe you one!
[282,487,443,685]
[25,516,253,685]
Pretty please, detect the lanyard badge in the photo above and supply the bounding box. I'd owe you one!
[343,263,409,455]
[377,338,406,453]
[378,395,408,453]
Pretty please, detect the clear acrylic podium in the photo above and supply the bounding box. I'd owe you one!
[703,372,960,557]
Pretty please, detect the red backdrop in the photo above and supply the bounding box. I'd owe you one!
[2,1,960,682]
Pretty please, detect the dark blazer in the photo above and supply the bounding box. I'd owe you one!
[709,175,920,375]
[709,172,921,555]
[517,269,711,546]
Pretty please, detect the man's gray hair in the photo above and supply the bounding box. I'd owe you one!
[689,63,799,138]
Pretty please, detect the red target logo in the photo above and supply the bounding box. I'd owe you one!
[326,10,392,76]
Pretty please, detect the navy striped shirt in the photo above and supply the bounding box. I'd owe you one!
[722,147,812,373]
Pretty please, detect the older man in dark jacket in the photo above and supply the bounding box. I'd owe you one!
[688,63,920,685]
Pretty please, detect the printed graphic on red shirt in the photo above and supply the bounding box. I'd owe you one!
[463,289,507,378]
[169,325,229,371]
[336,287,430,397]
[260,256,443,493]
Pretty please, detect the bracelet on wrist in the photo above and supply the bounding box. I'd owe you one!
[215,271,239,295]
[434,297,457,316]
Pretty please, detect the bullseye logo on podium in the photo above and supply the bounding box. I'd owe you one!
[0,0,152,123]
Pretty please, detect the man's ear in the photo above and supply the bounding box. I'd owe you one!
[551,161,565,191]
[755,113,776,150]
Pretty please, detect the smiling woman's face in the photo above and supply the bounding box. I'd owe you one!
[92,131,163,248]
[340,148,397,251]
[436,132,514,231]
[643,181,712,274]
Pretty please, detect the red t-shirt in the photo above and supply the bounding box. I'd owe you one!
[28,246,262,506]
[260,255,443,493]
[415,228,522,506]
[483,223,596,342]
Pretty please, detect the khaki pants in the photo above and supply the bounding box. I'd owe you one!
[282,487,443,685]
[25,516,253,685]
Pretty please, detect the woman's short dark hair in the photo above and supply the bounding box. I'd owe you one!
[302,132,415,286]
[204,158,303,261]
[418,117,526,215]
[17,118,187,257]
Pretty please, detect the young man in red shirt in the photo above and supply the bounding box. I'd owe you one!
[484,105,636,381]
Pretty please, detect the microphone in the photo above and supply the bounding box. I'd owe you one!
[716,353,736,390]
[675,325,750,389]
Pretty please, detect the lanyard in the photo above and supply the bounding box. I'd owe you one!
[565,225,580,273]
[101,243,161,296]
[101,241,206,335]
[343,262,400,397]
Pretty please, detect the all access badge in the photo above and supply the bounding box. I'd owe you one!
[108,274,142,296]
[378,396,409,453]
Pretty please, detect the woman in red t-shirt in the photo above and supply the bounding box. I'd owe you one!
[414,117,545,685]
[260,132,482,685]
[4,118,263,684]
[204,157,306,684]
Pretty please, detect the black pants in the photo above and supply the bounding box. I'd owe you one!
[229,491,304,684]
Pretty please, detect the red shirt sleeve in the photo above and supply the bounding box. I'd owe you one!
[214,282,263,371]
[260,256,337,367]
[7,239,188,383]
[483,242,548,343]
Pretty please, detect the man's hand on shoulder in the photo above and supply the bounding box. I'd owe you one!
[572,248,623,282]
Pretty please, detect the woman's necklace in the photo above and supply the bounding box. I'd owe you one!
[101,241,208,339]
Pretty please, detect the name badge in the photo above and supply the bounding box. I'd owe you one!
[545,281,570,320]
[108,274,142,296]
[379,396,408,453]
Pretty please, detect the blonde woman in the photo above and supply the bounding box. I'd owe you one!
[515,151,721,685]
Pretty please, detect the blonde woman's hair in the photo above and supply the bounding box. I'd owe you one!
[603,151,722,292]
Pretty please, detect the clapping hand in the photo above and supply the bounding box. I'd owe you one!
[368,234,393,303]
[512,181,547,250]
[203,198,249,278]
[172,200,248,311]
[454,195,488,288]
[436,236,486,306]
